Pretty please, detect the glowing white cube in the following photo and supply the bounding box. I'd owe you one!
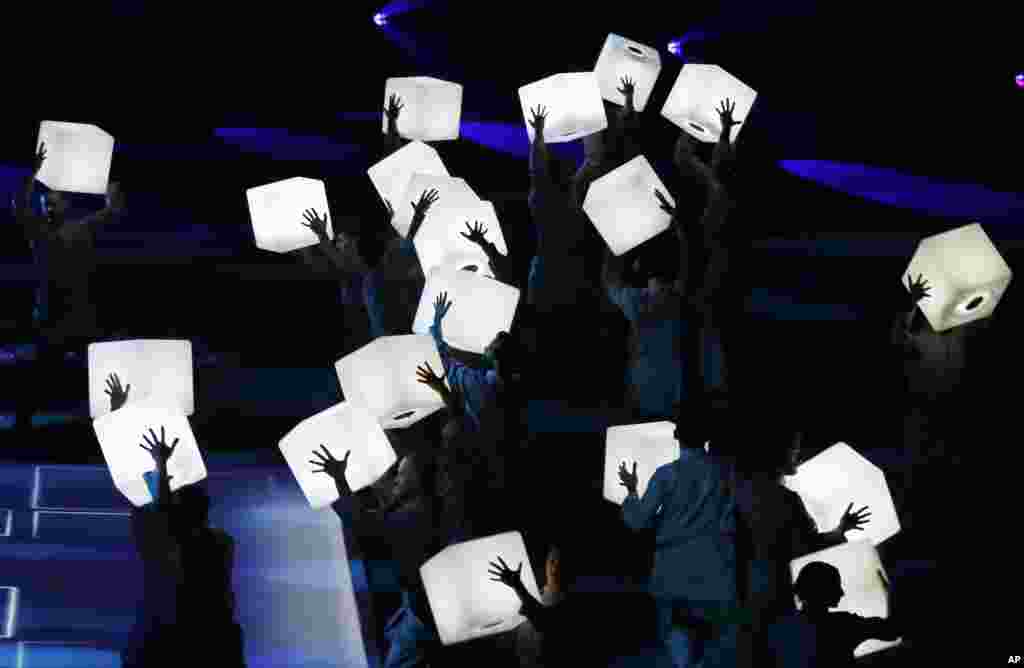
[903,223,1012,332]
[335,335,447,430]
[367,141,450,211]
[661,64,757,144]
[92,404,207,507]
[604,421,679,504]
[583,155,675,256]
[593,34,662,112]
[88,340,194,419]
[518,73,608,144]
[784,443,900,547]
[414,200,509,278]
[246,177,332,254]
[421,531,541,646]
[392,174,479,239]
[35,121,115,195]
[791,541,902,658]
[383,77,463,142]
[412,267,521,354]
[279,402,396,509]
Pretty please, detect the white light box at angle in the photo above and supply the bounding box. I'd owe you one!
[422,531,541,646]
[583,155,675,256]
[518,72,608,144]
[661,64,757,144]
[414,199,508,278]
[335,335,447,430]
[246,177,331,254]
[367,141,450,213]
[88,339,193,419]
[604,421,679,504]
[593,34,662,111]
[412,267,521,355]
[279,402,396,509]
[903,223,1012,332]
[392,174,479,239]
[93,403,207,507]
[791,541,902,658]
[383,77,463,141]
[35,121,115,195]
[784,443,900,547]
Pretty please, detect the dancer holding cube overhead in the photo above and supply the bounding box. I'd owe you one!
[11,141,124,435]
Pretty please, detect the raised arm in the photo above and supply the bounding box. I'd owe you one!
[489,556,551,632]
[903,273,931,333]
[416,360,459,416]
[384,94,407,153]
[528,106,552,195]
[300,208,370,275]
[406,188,439,242]
[654,188,689,298]
[620,462,668,531]
[711,99,742,180]
[313,444,384,535]
[461,221,514,284]
[609,76,641,162]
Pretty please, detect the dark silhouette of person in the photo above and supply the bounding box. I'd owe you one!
[12,141,124,434]
[767,562,901,667]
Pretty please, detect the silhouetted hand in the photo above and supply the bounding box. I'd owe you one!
[301,209,330,241]
[716,98,742,133]
[139,427,179,468]
[310,445,351,489]
[385,94,404,122]
[906,273,931,304]
[415,361,447,397]
[654,189,676,218]
[411,188,439,220]
[529,105,548,134]
[460,221,489,247]
[488,556,524,590]
[433,291,453,327]
[32,142,46,175]
[104,373,130,412]
[838,502,871,533]
[384,199,395,223]
[617,76,636,100]
[618,461,638,494]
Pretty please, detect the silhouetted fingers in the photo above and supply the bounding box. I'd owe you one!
[169,438,179,454]
[343,450,351,463]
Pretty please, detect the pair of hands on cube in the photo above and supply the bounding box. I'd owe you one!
[299,189,441,245]
[527,75,639,136]
[28,142,125,212]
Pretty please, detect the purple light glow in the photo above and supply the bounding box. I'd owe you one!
[1016,73,1024,88]
[373,12,387,26]
[668,41,681,55]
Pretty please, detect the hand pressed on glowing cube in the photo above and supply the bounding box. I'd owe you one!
[367,140,450,213]
[593,34,662,111]
[605,421,678,504]
[35,121,115,195]
[247,177,331,254]
[383,77,463,142]
[88,340,193,419]
[661,64,757,144]
[583,155,675,256]
[519,73,608,144]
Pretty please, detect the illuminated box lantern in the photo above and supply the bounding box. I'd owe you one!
[784,443,900,546]
[367,141,450,211]
[518,73,608,144]
[88,340,193,419]
[412,267,521,354]
[661,64,757,144]
[421,531,542,646]
[35,121,115,195]
[392,174,479,239]
[414,200,509,278]
[583,155,675,256]
[903,223,1012,332]
[92,404,207,507]
[246,177,332,254]
[604,421,679,504]
[335,335,447,430]
[383,77,464,142]
[279,401,396,509]
[790,541,902,658]
[593,34,662,112]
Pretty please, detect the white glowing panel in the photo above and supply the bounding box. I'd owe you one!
[422,531,541,646]
[392,174,479,239]
[791,541,902,658]
[593,34,662,111]
[903,223,1012,332]
[88,340,193,419]
[35,121,114,195]
[279,402,396,509]
[335,335,447,430]
[583,155,675,256]
[92,404,207,507]
[367,141,450,211]
[518,73,608,144]
[414,200,509,278]
[784,443,900,547]
[412,267,521,354]
[383,77,464,141]
[661,64,757,144]
[246,177,332,254]
[604,421,679,504]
